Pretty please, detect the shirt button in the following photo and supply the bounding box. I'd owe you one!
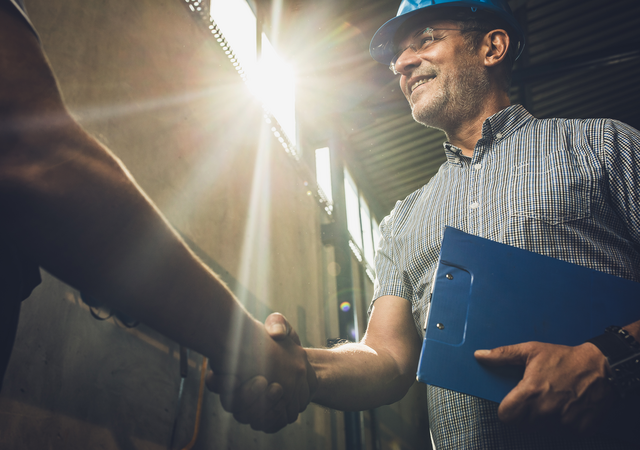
[473,163,482,170]
[470,202,480,209]
[453,158,460,163]
[495,133,503,139]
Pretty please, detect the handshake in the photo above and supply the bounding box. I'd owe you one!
[206,313,317,433]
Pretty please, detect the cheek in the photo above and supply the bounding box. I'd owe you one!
[400,79,410,97]
[404,90,413,104]
[401,85,413,105]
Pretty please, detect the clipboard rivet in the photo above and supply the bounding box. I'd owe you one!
[436,323,445,330]
[446,274,454,280]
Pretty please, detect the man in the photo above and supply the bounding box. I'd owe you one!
[213,0,640,447]
[0,0,316,433]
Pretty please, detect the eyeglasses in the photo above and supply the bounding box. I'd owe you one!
[389,27,464,75]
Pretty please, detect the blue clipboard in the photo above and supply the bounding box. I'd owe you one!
[417,227,640,403]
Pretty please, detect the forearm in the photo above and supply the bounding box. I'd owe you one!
[0,113,272,377]
[0,8,314,416]
[307,342,417,411]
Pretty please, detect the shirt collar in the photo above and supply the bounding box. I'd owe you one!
[442,105,534,160]
[481,104,533,141]
[443,143,464,165]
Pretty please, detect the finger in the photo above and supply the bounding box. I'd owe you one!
[264,313,302,346]
[250,397,289,433]
[220,376,268,413]
[230,382,283,424]
[285,401,300,425]
[285,380,301,425]
[497,381,529,424]
[264,313,291,341]
[234,384,286,431]
[265,406,291,432]
[232,393,271,425]
[474,343,531,366]
[265,382,284,404]
[235,382,284,421]
[262,384,289,432]
[498,371,562,431]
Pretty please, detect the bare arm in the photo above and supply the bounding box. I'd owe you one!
[208,295,421,431]
[0,2,314,416]
[308,295,422,410]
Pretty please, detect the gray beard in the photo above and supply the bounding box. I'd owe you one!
[411,62,491,132]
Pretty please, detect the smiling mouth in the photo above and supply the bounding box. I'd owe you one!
[411,76,435,93]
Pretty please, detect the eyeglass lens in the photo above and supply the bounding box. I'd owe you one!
[389,27,435,74]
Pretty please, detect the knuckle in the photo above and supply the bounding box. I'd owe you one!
[499,343,520,354]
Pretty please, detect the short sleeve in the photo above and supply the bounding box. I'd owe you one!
[369,205,413,314]
[603,120,640,246]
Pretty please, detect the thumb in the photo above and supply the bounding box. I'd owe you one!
[265,312,302,346]
[474,343,530,367]
[265,313,289,339]
[265,313,298,341]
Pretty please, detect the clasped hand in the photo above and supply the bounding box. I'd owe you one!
[206,313,316,433]
[207,319,617,436]
[475,341,614,435]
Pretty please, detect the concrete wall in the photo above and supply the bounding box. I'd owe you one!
[0,0,429,448]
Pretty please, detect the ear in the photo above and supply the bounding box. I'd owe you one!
[482,29,510,67]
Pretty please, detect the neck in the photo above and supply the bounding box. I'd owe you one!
[444,94,511,157]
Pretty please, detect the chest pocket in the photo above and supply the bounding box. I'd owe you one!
[509,150,592,225]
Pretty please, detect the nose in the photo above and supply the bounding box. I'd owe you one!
[393,48,423,76]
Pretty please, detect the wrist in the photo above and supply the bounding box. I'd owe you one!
[587,326,640,397]
[304,348,324,403]
[209,316,267,377]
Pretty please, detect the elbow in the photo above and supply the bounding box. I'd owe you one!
[0,119,125,206]
[377,360,418,406]
[0,149,64,206]
[384,372,416,405]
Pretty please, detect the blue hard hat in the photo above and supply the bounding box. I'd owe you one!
[370,0,525,64]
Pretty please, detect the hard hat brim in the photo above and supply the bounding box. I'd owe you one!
[369,1,525,65]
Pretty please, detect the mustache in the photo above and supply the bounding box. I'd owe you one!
[404,66,440,92]
[410,66,440,78]
[413,66,439,79]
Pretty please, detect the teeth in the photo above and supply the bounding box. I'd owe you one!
[411,77,432,92]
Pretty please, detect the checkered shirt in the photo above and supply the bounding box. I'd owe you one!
[371,105,640,449]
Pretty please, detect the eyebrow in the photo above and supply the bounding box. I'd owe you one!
[412,27,431,38]
[395,25,431,49]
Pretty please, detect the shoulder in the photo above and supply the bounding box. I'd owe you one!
[519,116,639,155]
[523,116,639,138]
[601,119,640,148]
[380,183,431,234]
[521,116,603,133]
